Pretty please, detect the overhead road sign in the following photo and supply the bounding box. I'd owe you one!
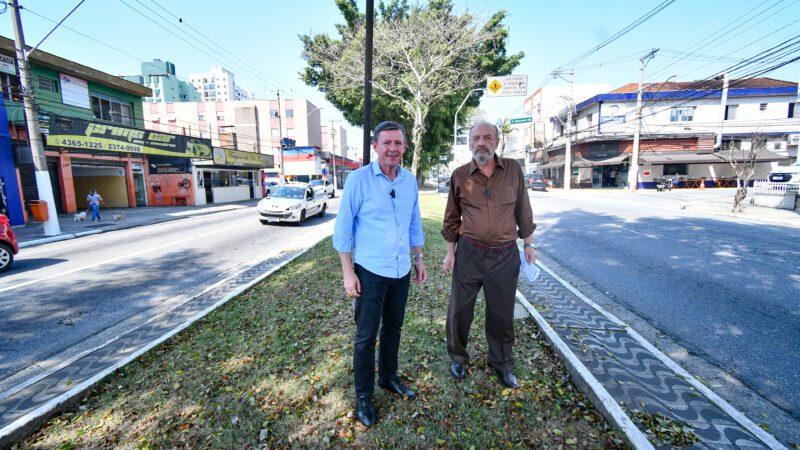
[485,75,528,97]
[509,117,532,125]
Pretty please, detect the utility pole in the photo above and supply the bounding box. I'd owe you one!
[329,121,338,190]
[553,70,574,191]
[796,72,799,163]
[715,73,729,152]
[629,48,658,192]
[10,1,60,234]
[276,90,285,180]
[362,0,374,164]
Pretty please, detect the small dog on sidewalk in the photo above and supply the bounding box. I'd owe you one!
[73,211,87,221]
[112,213,125,221]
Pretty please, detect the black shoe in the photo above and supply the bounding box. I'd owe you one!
[379,378,416,400]
[450,362,466,380]
[496,370,520,389]
[356,396,376,427]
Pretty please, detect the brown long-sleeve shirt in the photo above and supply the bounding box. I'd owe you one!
[441,156,536,245]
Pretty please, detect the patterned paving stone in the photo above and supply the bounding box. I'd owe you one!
[518,265,774,449]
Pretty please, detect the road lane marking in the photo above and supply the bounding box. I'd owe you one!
[0,222,251,294]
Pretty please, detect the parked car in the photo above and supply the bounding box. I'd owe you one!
[263,177,283,197]
[257,182,327,225]
[767,162,800,184]
[309,179,335,198]
[525,173,547,191]
[0,213,19,272]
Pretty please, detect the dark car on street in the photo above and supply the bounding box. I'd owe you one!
[0,213,19,272]
[525,173,547,191]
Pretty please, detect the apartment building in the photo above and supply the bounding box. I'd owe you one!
[187,66,251,102]
[123,59,200,103]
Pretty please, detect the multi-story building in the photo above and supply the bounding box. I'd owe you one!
[143,98,322,153]
[542,78,798,188]
[0,35,163,224]
[187,66,251,102]
[123,59,200,103]
[522,84,610,169]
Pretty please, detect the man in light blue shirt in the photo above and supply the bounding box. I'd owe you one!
[333,121,426,428]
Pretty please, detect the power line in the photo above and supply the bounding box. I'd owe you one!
[145,0,294,94]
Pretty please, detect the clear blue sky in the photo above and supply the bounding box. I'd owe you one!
[1,0,798,149]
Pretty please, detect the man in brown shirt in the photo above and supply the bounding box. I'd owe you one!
[441,120,537,389]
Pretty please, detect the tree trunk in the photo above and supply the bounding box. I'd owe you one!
[732,186,748,212]
[409,103,427,185]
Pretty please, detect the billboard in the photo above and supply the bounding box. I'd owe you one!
[47,117,213,159]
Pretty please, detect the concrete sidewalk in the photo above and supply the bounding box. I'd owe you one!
[12,199,260,248]
[681,195,799,228]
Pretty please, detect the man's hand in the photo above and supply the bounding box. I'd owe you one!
[442,250,455,274]
[343,270,361,297]
[524,246,538,265]
[413,258,427,284]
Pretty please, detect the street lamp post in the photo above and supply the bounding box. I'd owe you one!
[453,89,484,153]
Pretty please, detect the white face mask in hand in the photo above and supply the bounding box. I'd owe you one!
[519,250,540,282]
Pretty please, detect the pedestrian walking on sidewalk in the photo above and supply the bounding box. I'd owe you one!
[333,121,427,428]
[87,189,103,221]
[441,120,538,389]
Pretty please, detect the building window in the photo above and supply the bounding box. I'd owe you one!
[663,163,687,175]
[1,73,21,102]
[37,77,58,93]
[774,142,783,150]
[789,103,799,119]
[725,104,738,120]
[270,110,279,118]
[670,107,694,122]
[90,94,133,125]
[198,112,207,122]
[286,109,294,118]
[586,113,593,128]
[759,103,767,111]
[216,113,224,121]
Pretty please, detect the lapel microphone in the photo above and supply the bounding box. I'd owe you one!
[390,189,395,198]
[484,189,491,198]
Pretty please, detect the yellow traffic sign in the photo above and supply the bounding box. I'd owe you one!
[486,75,528,97]
[488,79,503,94]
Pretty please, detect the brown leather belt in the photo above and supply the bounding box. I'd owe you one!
[460,235,516,253]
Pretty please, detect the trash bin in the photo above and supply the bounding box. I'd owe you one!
[29,200,49,221]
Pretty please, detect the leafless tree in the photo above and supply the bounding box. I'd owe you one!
[303,8,500,178]
[720,133,766,212]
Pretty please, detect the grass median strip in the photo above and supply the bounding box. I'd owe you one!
[17,195,627,449]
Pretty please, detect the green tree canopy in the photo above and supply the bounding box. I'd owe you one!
[300,0,522,180]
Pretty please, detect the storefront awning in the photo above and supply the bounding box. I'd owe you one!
[584,154,630,166]
[539,160,564,170]
[639,152,724,164]
[717,149,790,163]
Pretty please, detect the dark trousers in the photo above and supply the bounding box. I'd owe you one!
[446,239,520,372]
[353,264,411,398]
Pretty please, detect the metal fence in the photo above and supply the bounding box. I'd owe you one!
[752,180,799,196]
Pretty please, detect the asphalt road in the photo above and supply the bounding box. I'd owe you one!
[0,199,339,393]
[529,188,800,428]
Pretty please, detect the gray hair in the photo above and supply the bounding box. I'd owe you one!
[468,120,499,140]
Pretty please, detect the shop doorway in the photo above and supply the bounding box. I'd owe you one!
[592,165,626,188]
[133,173,147,206]
[203,171,213,203]
[46,161,64,213]
[72,163,129,208]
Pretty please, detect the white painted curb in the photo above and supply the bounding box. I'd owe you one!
[516,290,655,450]
[528,260,788,450]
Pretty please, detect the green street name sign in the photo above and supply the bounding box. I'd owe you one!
[509,117,532,124]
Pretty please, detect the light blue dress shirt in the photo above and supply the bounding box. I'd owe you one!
[333,160,425,279]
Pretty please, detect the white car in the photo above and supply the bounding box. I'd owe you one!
[768,162,800,184]
[309,179,335,198]
[257,183,327,225]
